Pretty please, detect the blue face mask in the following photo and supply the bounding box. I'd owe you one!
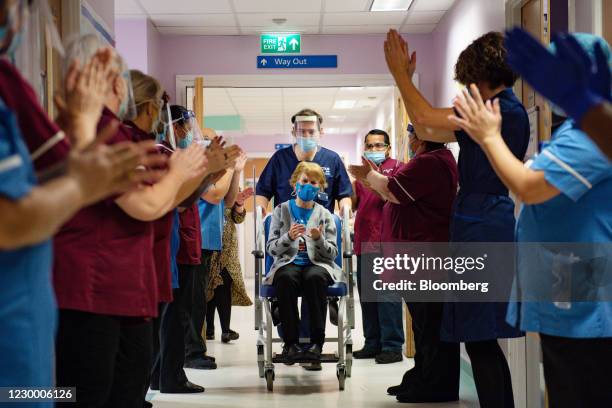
[296,183,320,202]
[0,3,22,60]
[364,151,386,165]
[177,131,193,149]
[296,137,318,152]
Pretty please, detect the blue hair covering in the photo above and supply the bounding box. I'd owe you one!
[548,32,612,114]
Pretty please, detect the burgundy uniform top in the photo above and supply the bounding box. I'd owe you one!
[353,158,400,255]
[53,108,158,318]
[125,122,175,304]
[0,60,70,171]
[381,148,458,252]
[177,202,202,265]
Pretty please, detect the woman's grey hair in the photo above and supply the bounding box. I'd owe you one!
[63,34,126,75]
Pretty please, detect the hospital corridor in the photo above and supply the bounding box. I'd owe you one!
[1,0,612,407]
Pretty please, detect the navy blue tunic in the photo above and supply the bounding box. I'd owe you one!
[441,88,529,342]
[256,146,353,212]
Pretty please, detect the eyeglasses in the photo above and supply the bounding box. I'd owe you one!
[365,143,389,151]
[295,129,320,138]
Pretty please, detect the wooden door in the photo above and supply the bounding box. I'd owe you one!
[522,0,552,142]
[244,157,271,213]
[604,0,612,46]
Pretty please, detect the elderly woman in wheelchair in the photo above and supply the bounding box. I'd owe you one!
[265,162,342,363]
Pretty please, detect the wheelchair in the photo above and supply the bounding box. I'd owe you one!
[252,206,355,391]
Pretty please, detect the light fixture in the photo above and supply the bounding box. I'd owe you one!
[328,115,346,122]
[333,100,356,109]
[369,0,414,12]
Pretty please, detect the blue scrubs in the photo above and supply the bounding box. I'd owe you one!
[198,199,224,251]
[441,89,529,342]
[256,146,353,212]
[507,120,612,337]
[0,98,55,407]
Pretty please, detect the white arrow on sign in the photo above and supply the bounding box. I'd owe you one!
[261,58,268,66]
[289,38,299,51]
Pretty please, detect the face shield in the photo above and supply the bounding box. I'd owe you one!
[172,110,204,149]
[293,116,321,152]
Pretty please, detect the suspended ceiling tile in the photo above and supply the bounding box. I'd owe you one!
[324,11,407,25]
[140,0,233,14]
[237,13,321,27]
[321,25,398,34]
[412,0,457,12]
[324,0,370,12]
[156,26,241,35]
[150,14,236,27]
[241,26,320,35]
[233,0,322,13]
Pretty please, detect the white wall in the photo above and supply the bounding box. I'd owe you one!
[432,0,506,107]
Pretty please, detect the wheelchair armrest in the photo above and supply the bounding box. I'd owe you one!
[252,250,265,259]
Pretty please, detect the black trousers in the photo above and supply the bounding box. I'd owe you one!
[151,264,196,390]
[206,268,233,334]
[541,334,612,408]
[464,340,514,408]
[56,309,152,408]
[273,263,332,346]
[184,250,214,360]
[406,302,460,397]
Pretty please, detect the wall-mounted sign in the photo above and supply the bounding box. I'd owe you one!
[275,143,292,150]
[261,33,301,54]
[257,55,338,69]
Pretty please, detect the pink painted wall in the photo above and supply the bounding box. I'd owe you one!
[84,0,115,36]
[115,18,148,73]
[156,33,435,102]
[147,19,163,80]
[431,0,506,107]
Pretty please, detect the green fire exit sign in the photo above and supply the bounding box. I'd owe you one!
[261,33,301,54]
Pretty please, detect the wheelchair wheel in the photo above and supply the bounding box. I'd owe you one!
[257,345,265,378]
[336,365,346,391]
[345,344,353,378]
[265,368,275,391]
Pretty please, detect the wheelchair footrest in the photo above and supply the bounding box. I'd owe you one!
[272,353,340,364]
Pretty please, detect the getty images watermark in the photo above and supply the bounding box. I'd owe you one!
[359,242,612,303]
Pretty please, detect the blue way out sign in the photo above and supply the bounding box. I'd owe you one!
[257,55,337,69]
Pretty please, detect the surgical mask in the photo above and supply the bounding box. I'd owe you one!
[408,148,416,160]
[364,151,386,165]
[551,103,567,118]
[296,137,318,152]
[296,183,320,202]
[177,131,193,149]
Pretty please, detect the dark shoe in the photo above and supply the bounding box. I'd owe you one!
[184,357,217,370]
[302,344,323,362]
[221,330,239,343]
[281,343,302,363]
[387,368,417,395]
[202,354,215,362]
[353,347,381,359]
[329,299,339,326]
[160,380,205,394]
[206,332,214,340]
[301,362,322,371]
[396,387,458,403]
[143,402,153,408]
[375,350,402,364]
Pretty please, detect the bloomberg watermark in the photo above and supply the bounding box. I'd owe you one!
[359,242,612,303]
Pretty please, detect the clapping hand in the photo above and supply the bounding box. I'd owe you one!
[288,223,306,241]
[448,84,502,146]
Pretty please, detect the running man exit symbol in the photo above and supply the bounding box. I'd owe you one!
[261,34,301,54]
